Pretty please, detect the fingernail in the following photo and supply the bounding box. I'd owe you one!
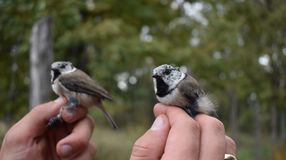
[60,144,72,157]
[54,97,65,104]
[151,115,164,131]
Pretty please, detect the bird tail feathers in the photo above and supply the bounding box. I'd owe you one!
[98,103,118,129]
[197,95,218,117]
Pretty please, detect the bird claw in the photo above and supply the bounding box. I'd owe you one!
[48,114,62,127]
[48,98,79,127]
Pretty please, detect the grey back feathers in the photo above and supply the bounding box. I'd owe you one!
[178,75,204,103]
[59,70,113,101]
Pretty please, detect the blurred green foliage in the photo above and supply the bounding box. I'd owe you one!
[0,0,286,159]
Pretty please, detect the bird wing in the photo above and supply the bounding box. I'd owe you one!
[59,69,113,101]
[178,75,217,117]
[178,75,205,103]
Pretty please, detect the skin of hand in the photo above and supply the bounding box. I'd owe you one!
[130,103,236,160]
[0,97,96,160]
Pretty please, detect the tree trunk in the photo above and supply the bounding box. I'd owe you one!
[29,17,53,109]
[271,106,278,141]
[250,94,261,160]
[6,45,18,123]
[280,111,286,140]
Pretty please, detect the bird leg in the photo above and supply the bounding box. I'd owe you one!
[184,103,199,117]
[66,97,79,112]
[48,97,79,127]
[48,107,64,127]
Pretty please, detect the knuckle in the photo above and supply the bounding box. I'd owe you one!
[184,117,200,131]
[190,122,201,137]
[208,118,225,133]
[77,138,89,149]
[73,134,90,148]
[226,136,237,151]
[62,107,88,123]
[200,116,225,133]
[61,111,76,123]
[190,120,200,132]
[153,104,161,115]
[131,140,153,159]
[176,117,201,137]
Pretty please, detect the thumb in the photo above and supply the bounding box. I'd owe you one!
[13,97,66,137]
[130,114,170,160]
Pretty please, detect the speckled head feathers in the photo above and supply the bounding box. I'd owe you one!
[152,64,186,95]
[51,61,76,74]
[153,64,178,76]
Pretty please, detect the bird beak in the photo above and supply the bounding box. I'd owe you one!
[152,74,159,78]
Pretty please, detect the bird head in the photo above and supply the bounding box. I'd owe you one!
[51,61,76,83]
[152,64,186,97]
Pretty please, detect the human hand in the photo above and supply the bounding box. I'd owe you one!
[0,97,96,160]
[130,103,236,160]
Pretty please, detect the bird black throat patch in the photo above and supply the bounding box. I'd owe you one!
[155,76,169,97]
[52,69,61,83]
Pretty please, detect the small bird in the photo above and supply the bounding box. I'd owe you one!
[152,64,217,117]
[49,61,118,129]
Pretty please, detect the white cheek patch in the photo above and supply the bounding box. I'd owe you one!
[50,71,54,82]
[153,78,157,93]
[62,67,77,74]
[168,72,186,90]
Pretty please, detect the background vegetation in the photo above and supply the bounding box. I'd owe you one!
[0,0,286,159]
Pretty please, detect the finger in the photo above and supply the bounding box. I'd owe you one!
[154,103,166,117]
[56,116,95,158]
[130,114,170,160]
[154,103,201,160]
[63,142,96,160]
[225,136,236,156]
[61,105,88,123]
[195,114,226,160]
[9,97,66,139]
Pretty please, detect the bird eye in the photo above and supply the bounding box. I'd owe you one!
[60,65,65,69]
[164,70,171,75]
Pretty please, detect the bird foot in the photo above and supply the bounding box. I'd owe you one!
[48,114,62,127]
[66,97,79,111]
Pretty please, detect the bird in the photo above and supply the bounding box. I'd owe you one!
[152,64,217,117]
[49,61,118,129]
